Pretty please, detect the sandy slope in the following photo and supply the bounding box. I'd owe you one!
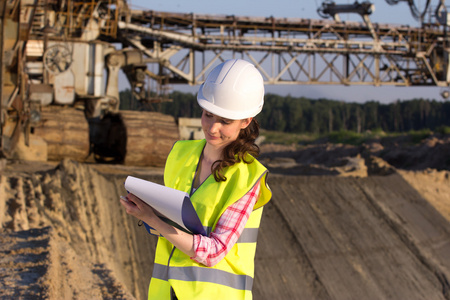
[0,226,135,299]
[0,160,159,299]
[254,173,450,299]
[1,138,450,299]
[399,169,450,222]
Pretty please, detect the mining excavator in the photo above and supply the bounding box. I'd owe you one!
[2,0,449,167]
[0,0,179,167]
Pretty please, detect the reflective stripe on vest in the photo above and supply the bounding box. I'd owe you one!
[201,226,259,243]
[152,263,254,291]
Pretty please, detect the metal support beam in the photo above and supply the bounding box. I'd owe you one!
[119,10,448,88]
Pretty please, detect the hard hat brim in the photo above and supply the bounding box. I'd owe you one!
[197,89,263,120]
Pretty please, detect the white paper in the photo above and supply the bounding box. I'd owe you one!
[124,176,206,235]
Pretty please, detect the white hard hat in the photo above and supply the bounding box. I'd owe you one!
[197,59,265,120]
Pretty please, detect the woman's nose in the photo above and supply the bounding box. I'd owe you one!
[209,120,220,133]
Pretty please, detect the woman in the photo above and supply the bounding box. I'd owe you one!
[120,59,272,300]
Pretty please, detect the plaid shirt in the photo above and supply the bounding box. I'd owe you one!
[191,180,261,267]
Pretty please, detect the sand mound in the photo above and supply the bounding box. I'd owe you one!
[1,135,450,299]
[0,226,134,299]
[1,160,160,299]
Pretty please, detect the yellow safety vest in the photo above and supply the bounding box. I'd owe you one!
[148,139,271,300]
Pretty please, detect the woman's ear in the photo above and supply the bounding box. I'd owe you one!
[240,117,253,129]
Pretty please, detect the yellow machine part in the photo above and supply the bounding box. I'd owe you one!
[32,106,90,162]
[31,106,179,167]
[121,110,179,167]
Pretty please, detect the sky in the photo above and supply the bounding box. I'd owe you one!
[123,0,447,103]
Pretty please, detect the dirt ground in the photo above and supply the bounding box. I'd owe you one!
[1,135,450,299]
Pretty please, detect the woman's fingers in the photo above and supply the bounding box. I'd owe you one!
[120,197,137,213]
[120,193,157,222]
[127,193,144,206]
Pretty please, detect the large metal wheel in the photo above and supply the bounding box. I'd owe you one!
[43,44,73,74]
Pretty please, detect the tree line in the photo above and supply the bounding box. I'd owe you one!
[119,89,450,134]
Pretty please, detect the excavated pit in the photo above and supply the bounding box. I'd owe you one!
[1,143,450,299]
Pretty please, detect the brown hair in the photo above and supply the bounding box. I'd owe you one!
[211,118,260,182]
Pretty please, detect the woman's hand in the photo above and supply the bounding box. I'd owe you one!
[119,193,196,258]
[119,193,158,224]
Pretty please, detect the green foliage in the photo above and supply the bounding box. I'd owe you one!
[436,125,450,135]
[408,129,433,144]
[258,96,450,135]
[261,129,442,146]
[260,130,317,145]
[326,130,367,145]
[159,91,203,118]
[119,89,203,117]
[119,89,162,111]
[119,89,450,141]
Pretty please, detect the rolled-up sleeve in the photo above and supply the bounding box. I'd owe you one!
[191,181,261,267]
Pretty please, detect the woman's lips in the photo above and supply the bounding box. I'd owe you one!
[207,133,220,140]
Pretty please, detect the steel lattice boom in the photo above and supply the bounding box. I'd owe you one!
[119,9,449,88]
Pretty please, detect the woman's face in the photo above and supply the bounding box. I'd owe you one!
[201,110,251,149]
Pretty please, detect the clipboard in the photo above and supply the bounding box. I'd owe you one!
[124,176,206,236]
